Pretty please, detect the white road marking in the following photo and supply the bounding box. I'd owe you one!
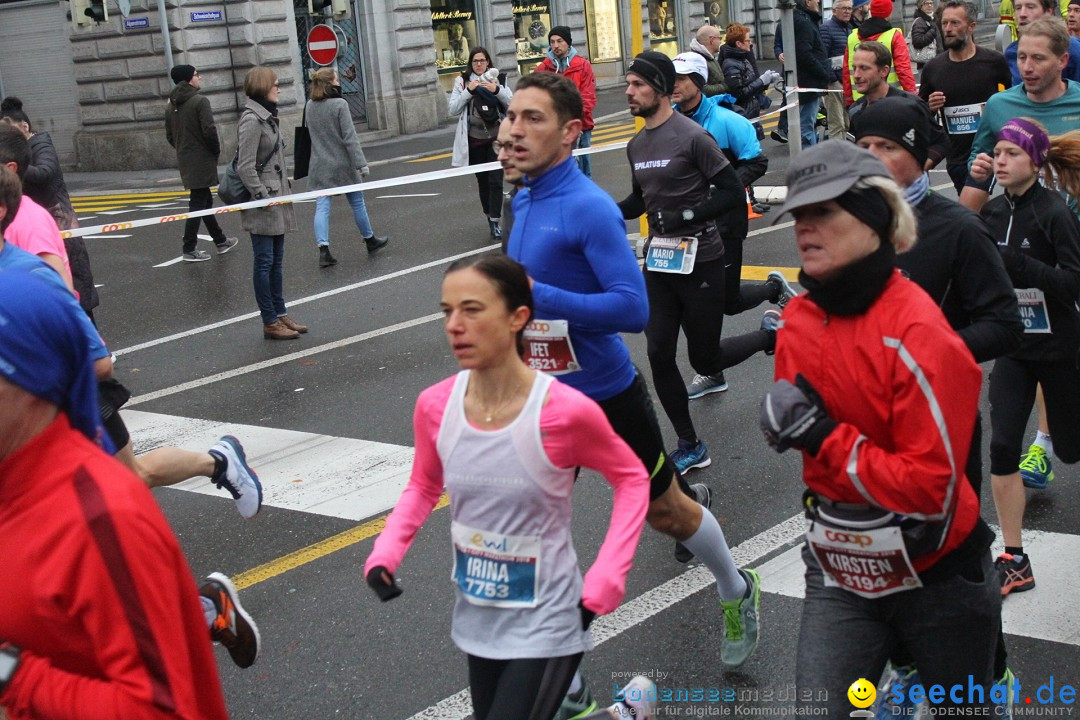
[755,526,1080,647]
[125,313,443,406]
[154,256,187,268]
[97,209,139,216]
[139,202,185,208]
[115,244,499,356]
[124,410,414,521]
[83,234,132,239]
[78,216,97,221]
[408,515,807,720]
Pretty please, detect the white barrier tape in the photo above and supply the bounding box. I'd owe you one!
[752,100,801,124]
[66,142,631,239]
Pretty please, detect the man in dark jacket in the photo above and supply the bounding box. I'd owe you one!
[791,0,833,145]
[819,0,855,138]
[165,64,237,262]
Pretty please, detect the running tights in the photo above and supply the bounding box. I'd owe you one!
[467,652,583,720]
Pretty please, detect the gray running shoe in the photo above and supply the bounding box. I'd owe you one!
[721,568,762,668]
[552,681,598,720]
[215,237,240,254]
[762,309,781,356]
[610,675,658,719]
[766,270,798,308]
[183,250,211,262]
[686,372,728,399]
[208,435,263,519]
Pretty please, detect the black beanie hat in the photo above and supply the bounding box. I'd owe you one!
[548,26,572,46]
[171,64,197,84]
[850,96,931,169]
[627,51,676,96]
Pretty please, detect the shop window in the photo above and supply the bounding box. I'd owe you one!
[513,0,552,74]
[648,0,678,58]
[432,0,479,92]
[585,0,621,62]
[705,0,729,28]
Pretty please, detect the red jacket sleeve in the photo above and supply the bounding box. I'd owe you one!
[576,58,598,128]
[842,52,853,106]
[892,32,917,92]
[810,321,981,520]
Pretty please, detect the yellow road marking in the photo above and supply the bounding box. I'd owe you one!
[230,494,451,591]
[228,266,802,590]
[72,191,189,201]
[407,151,453,163]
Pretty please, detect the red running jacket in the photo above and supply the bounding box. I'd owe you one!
[774,271,983,573]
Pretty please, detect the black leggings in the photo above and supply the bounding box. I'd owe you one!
[645,258,727,443]
[723,235,775,316]
[468,141,504,219]
[467,652,583,720]
[183,187,226,252]
[989,355,1080,475]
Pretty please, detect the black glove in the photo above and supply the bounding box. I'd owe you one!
[366,565,403,602]
[647,208,693,236]
[760,374,838,455]
[578,600,596,631]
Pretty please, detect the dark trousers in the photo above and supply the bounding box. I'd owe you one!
[645,258,727,443]
[469,141,504,220]
[250,233,286,326]
[183,187,226,252]
[467,652,582,720]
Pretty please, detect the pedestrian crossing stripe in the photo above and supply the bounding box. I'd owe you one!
[124,409,415,522]
[756,532,1080,647]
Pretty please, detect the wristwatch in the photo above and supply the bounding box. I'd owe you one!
[0,642,21,696]
[681,208,696,223]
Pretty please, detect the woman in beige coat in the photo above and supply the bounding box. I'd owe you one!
[237,66,306,340]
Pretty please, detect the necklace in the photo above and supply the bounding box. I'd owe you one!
[475,382,523,423]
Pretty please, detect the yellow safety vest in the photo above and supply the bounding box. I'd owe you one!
[847,27,901,102]
[999,0,1068,43]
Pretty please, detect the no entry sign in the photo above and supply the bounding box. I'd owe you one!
[307,24,338,66]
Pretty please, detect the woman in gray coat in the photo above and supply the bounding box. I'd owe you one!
[306,68,387,268]
[237,66,306,340]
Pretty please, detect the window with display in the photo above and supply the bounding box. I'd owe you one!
[513,0,551,74]
[431,0,479,92]
[648,0,678,58]
[585,0,621,62]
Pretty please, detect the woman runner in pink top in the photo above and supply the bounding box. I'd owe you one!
[364,255,652,720]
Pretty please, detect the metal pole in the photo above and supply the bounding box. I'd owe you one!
[630,0,647,239]
[779,0,802,156]
[157,0,174,77]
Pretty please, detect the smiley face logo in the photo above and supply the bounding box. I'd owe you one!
[847,678,876,709]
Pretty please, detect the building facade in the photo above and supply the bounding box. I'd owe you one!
[0,0,781,171]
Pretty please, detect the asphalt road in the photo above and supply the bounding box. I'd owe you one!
[75,101,1080,719]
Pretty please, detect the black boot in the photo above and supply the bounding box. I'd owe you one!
[364,235,389,253]
[319,245,337,267]
[488,218,503,240]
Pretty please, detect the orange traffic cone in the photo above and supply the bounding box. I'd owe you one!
[747,189,763,219]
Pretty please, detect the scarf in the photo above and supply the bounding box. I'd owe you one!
[0,270,111,451]
[253,96,278,117]
[546,46,578,73]
[800,239,897,316]
[903,172,931,207]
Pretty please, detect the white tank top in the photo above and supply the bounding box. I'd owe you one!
[438,370,592,659]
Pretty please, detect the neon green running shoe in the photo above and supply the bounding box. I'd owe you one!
[721,568,761,668]
[1019,444,1054,489]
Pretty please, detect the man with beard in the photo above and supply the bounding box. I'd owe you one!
[919,0,1012,194]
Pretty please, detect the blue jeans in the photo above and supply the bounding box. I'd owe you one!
[799,95,821,147]
[796,547,1000,716]
[314,191,373,247]
[576,130,592,177]
[251,233,287,326]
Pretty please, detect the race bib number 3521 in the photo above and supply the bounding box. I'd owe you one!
[451,522,541,608]
[523,319,581,375]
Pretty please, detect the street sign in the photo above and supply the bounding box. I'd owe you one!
[191,9,222,21]
[307,24,338,66]
[124,16,148,28]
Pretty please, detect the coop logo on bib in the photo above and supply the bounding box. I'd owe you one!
[451,521,541,607]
